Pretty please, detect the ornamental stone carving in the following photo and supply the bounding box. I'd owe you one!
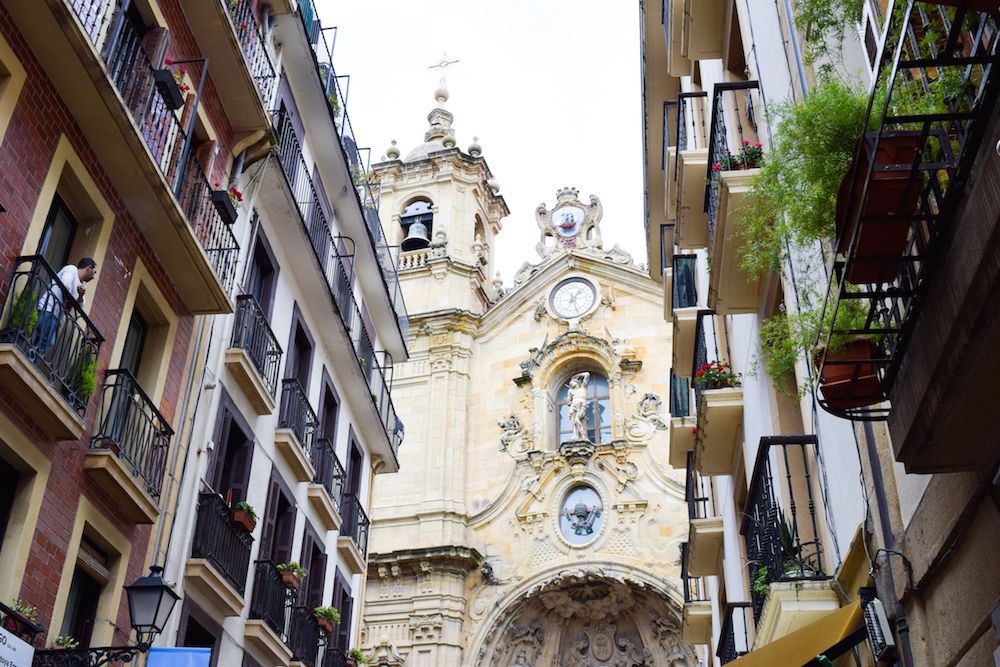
[499,413,526,453]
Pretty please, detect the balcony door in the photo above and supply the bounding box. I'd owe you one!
[37,195,77,270]
[259,471,295,565]
[245,229,277,319]
[208,394,255,505]
[102,312,149,450]
[331,569,352,653]
[299,528,326,608]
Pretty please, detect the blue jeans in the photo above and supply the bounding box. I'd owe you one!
[34,310,59,358]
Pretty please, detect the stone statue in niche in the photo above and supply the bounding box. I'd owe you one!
[498,413,525,452]
[567,372,591,442]
[637,393,668,431]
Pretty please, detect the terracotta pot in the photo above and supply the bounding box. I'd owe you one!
[232,509,256,534]
[280,571,301,591]
[346,660,358,667]
[817,339,885,410]
[836,132,924,284]
[316,617,334,634]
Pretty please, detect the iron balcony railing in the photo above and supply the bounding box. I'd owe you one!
[0,256,104,416]
[691,310,720,406]
[288,606,321,665]
[741,436,827,622]
[249,560,291,640]
[673,91,709,184]
[680,542,709,604]
[311,437,346,512]
[226,0,277,108]
[672,254,698,311]
[323,648,349,667]
[67,0,240,291]
[685,450,713,521]
[279,378,320,459]
[704,81,764,248]
[0,600,44,646]
[190,492,253,595]
[231,294,283,397]
[91,369,173,498]
[340,492,370,559]
[717,602,753,664]
[670,373,690,418]
[815,2,1000,420]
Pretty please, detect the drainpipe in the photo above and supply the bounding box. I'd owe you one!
[781,0,810,96]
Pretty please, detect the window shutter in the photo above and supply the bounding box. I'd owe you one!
[273,502,296,565]
[226,437,254,504]
[208,414,233,494]
[259,481,281,562]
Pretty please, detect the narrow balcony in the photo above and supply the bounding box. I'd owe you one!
[276,378,319,484]
[247,561,294,666]
[187,491,253,618]
[322,648,349,667]
[668,373,695,468]
[337,492,370,574]
[675,0,726,62]
[662,0,690,76]
[741,436,836,642]
[308,437,345,531]
[671,254,700,375]
[0,600,44,646]
[717,603,753,665]
[816,4,1000,437]
[673,92,710,249]
[226,294,283,415]
[288,605,321,667]
[685,451,723,576]
[0,256,103,439]
[8,1,240,312]
[177,0,276,133]
[680,542,712,645]
[87,369,172,523]
[705,82,766,314]
[690,312,743,475]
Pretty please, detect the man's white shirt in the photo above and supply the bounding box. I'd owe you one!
[39,264,84,313]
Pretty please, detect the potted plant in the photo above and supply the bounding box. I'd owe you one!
[153,59,188,111]
[752,565,770,599]
[54,635,79,649]
[313,606,341,634]
[813,294,885,411]
[231,501,257,533]
[8,288,39,337]
[211,183,242,225]
[346,648,368,666]
[276,562,306,590]
[3,599,36,636]
[693,361,741,390]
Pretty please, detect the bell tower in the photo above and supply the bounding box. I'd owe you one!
[372,85,509,316]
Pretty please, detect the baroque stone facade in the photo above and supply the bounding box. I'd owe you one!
[361,90,691,666]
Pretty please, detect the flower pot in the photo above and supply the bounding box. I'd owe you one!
[211,190,239,225]
[280,571,301,591]
[345,660,358,667]
[153,69,185,111]
[232,509,256,533]
[836,132,924,284]
[316,617,334,634]
[816,339,885,410]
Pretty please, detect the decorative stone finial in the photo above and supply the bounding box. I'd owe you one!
[556,186,580,201]
[487,178,500,193]
[468,136,482,157]
[386,139,400,160]
[434,83,450,106]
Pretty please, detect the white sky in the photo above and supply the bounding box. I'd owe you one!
[314,0,646,282]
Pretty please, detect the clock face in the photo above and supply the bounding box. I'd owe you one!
[550,278,597,319]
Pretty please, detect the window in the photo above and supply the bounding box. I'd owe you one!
[286,308,314,390]
[299,528,326,609]
[119,312,148,377]
[555,372,611,446]
[0,457,19,556]
[259,471,296,565]
[331,569,353,653]
[245,225,277,318]
[208,394,255,505]
[320,377,339,441]
[60,537,110,648]
[176,602,221,667]
[38,195,78,270]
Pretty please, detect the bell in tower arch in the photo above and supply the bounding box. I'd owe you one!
[400,199,433,251]
[401,220,430,251]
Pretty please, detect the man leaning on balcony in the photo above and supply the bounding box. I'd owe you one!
[34,258,97,357]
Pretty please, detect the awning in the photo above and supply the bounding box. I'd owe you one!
[728,599,865,667]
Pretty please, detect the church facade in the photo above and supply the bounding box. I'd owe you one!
[359,88,695,666]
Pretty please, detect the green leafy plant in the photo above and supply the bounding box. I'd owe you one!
[11,599,37,621]
[326,90,340,116]
[9,290,39,336]
[69,352,97,400]
[313,606,341,624]
[347,648,368,664]
[792,0,865,64]
[54,635,79,649]
[276,562,307,579]
[693,361,741,389]
[752,565,770,598]
[232,501,257,523]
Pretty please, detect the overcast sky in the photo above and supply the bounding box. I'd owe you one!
[314,0,646,282]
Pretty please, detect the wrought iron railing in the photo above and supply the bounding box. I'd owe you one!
[278,378,319,458]
[680,542,709,604]
[323,647,348,667]
[717,602,753,664]
[670,373,690,418]
[0,256,104,416]
[685,451,713,521]
[311,437,346,512]
[66,1,240,292]
[190,492,253,595]
[816,2,1000,420]
[226,0,276,107]
[340,492,370,559]
[288,606,321,665]
[704,81,763,247]
[673,91,709,184]
[691,310,720,405]
[231,294,283,397]
[249,560,291,640]
[0,600,43,645]
[91,369,172,498]
[741,436,827,622]
[672,254,698,310]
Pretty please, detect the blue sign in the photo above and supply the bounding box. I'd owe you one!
[147,647,212,667]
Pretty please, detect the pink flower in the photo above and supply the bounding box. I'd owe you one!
[164,58,173,65]
[691,427,698,435]
[712,163,722,172]
[743,139,750,145]
[754,141,762,148]
[178,67,186,75]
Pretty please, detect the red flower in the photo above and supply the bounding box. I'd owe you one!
[743,139,750,145]
[178,67,186,75]
[754,141,762,148]
[242,22,248,30]
[164,58,173,65]
[696,370,704,377]
[712,163,722,172]
[691,427,698,435]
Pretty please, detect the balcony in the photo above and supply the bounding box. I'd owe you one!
[685,452,723,576]
[690,313,743,475]
[662,0,689,76]
[288,606,321,666]
[0,600,44,646]
[668,373,695,468]
[680,542,711,645]
[0,256,103,439]
[670,254,700,375]
[247,561,294,666]
[308,437,345,531]
[187,492,253,617]
[705,82,766,314]
[86,369,172,523]
[226,294,283,415]
[177,0,275,133]
[815,4,1000,438]
[337,492,370,574]
[6,1,240,313]
[666,0,725,63]
[274,14,409,357]
[717,603,753,665]
[275,378,319,483]
[741,436,834,640]
[672,92,710,249]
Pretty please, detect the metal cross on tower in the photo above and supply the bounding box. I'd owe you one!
[428,52,460,85]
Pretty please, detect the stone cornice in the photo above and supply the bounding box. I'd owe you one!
[367,545,484,576]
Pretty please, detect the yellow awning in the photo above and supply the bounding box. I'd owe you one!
[728,600,864,667]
